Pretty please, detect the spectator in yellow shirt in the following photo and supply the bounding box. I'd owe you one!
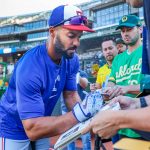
[95,37,118,89]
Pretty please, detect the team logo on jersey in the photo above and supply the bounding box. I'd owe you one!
[49,75,60,99]
[52,75,60,92]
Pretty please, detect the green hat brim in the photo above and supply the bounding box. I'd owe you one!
[116,23,136,30]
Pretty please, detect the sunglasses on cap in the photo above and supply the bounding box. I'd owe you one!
[52,15,88,28]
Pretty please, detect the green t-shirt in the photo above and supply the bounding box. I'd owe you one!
[109,45,144,138]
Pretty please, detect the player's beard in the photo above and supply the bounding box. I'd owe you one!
[54,35,77,59]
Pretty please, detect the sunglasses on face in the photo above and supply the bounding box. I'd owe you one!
[52,15,88,28]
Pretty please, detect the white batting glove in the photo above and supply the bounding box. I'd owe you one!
[72,89,103,122]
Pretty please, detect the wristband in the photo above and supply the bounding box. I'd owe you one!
[72,89,104,122]
[140,97,148,108]
[72,102,91,122]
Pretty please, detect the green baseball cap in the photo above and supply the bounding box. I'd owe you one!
[116,38,126,45]
[116,15,142,30]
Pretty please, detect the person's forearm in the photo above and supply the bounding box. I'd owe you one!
[125,84,140,95]
[79,77,88,89]
[145,95,150,105]
[118,107,150,132]
[22,112,77,141]
[126,95,150,109]
[63,91,81,111]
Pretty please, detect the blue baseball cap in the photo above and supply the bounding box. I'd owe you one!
[116,15,142,30]
[48,5,94,32]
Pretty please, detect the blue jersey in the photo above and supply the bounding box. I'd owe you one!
[142,0,150,74]
[0,43,79,140]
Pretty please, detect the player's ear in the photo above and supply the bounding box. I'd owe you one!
[49,27,55,38]
[138,26,143,34]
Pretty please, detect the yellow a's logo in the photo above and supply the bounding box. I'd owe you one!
[122,16,127,22]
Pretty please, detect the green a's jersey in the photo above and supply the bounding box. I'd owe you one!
[109,45,144,138]
[109,45,144,98]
